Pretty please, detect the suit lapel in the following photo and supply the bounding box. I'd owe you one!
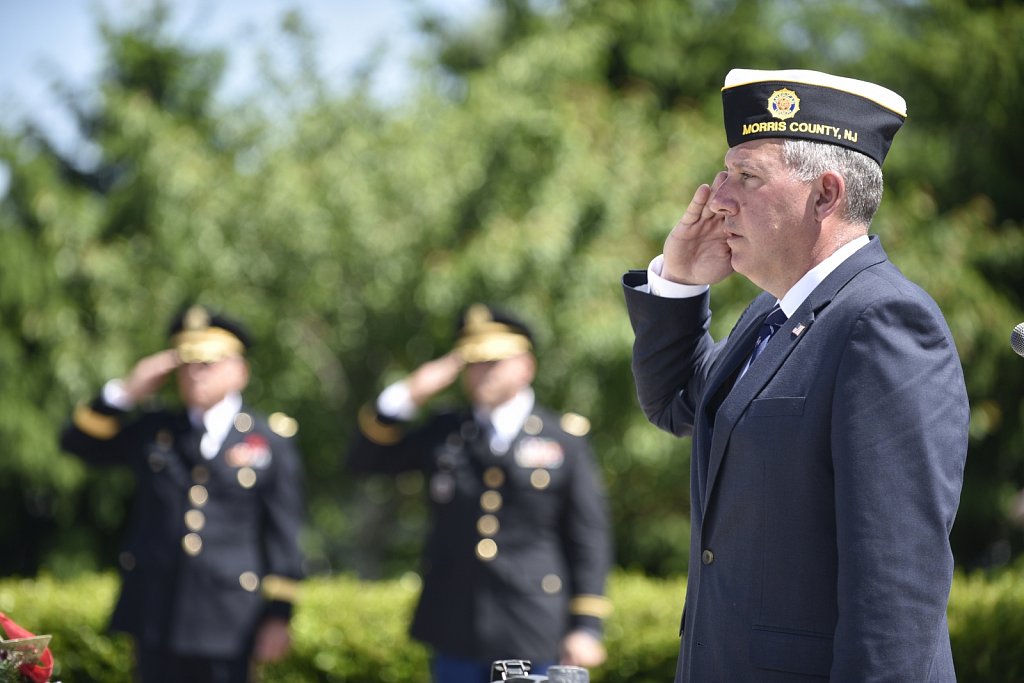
[700,237,889,511]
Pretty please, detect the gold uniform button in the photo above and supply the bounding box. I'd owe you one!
[192,465,210,484]
[476,539,498,561]
[477,514,500,537]
[182,533,203,556]
[541,574,563,594]
[237,467,257,489]
[234,412,254,433]
[524,415,544,435]
[483,467,505,488]
[239,571,260,592]
[189,485,209,507]
[480,490,503,512]
[530,469,552,490]
[185,509,206,532]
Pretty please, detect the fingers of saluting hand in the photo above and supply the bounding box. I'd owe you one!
[663,173,733,286]
[124,349,181,402]
[679,171,727,230]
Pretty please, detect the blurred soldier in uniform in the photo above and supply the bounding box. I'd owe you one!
[348,303,613,683]
[59,305,305,683]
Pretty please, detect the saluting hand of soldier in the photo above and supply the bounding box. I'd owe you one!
[663,171,734,286]
[122,349,181,403]
[406,350,465,406]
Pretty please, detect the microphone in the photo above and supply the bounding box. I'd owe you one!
[1012,322,1024,358]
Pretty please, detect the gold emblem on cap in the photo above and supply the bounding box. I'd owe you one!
[767,87,801,120]
[465,303,493,327]
[184,305,211,331]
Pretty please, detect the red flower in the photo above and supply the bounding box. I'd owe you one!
[0,612,53,683]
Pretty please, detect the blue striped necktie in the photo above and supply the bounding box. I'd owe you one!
[744,304,787,371]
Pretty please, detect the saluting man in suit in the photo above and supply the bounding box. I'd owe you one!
[59,305,305,683]
[348,304,613,683]
[623,69,969,681]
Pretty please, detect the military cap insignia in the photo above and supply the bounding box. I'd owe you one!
[515,437,564,469]
[183,305,211,331]
[226,433,272,469]
[767,88,801,120]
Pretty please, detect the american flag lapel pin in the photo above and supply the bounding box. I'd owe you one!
[791,323,807,338]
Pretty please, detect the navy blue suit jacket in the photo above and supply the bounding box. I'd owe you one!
[623,237,968,681]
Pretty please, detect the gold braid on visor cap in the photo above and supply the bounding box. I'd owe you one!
[171,328,246,364]
[455,322,532,363]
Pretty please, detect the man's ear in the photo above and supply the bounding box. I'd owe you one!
[814,170,845,222]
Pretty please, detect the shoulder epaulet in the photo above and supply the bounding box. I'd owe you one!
[559,411,591,437]
[358,404,404,445]
[268,412,299,438]
[73,402,122,440]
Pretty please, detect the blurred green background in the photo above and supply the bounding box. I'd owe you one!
[2,0,1023,589]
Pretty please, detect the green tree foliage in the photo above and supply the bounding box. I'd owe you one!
[1,0,1022,584]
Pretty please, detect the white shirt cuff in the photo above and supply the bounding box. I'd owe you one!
[377,381,418,422]
[102,379,136,411]
[645,255,710,298]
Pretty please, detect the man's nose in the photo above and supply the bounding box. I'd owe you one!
[707,172,735,216]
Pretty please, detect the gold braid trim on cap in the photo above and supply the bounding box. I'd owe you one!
[73,403,121,440]
[261,575,300,603]
[171,327,245,363]
[569,594,613,619]
[358,404,405,445]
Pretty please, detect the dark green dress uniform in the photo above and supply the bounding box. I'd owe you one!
[349,401,612,665]
[61,398,303,664]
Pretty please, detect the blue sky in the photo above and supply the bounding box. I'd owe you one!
[0,0,487,148]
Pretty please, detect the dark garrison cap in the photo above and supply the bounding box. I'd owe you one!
[453,303,534,363]
[721,68,907,165]
[167,305,251,363]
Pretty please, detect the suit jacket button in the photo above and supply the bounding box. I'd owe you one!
[701,549,715,565]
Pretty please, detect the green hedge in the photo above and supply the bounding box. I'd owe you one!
[2,568,1022,682]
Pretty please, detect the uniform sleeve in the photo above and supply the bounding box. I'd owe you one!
[346,403,428,475]
[622,271,719,438]
[58,394,140,467]
[260,427,306,621]
[830,296,969,678]
[561,434,614,635]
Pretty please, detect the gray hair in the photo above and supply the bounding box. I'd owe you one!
[781,139,884,226]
